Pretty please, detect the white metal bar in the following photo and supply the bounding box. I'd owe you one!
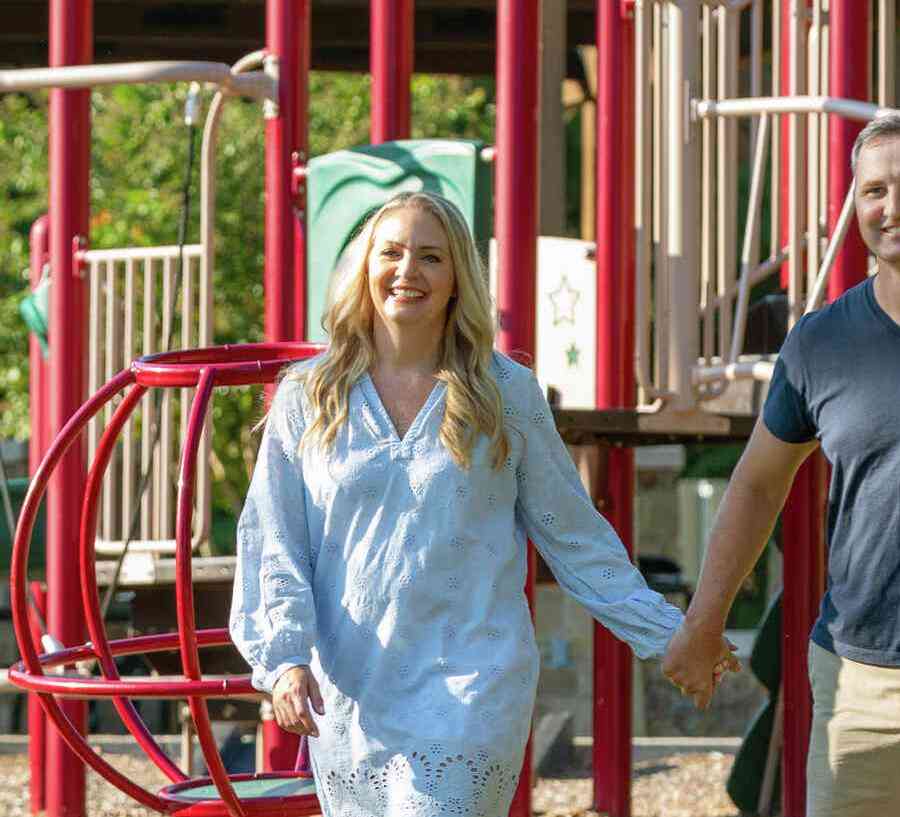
[695,95,896,121]
[787,0,806,325]
[700,3,717,365]
[83,245,201,263]
[102,260,120,539]
[141,259,155,540]
[806,1,823,296]
[160,257,174,539]
[0,61,274,100]
[730,114,771,362]
[122,258,136,541]
[693,359,776,384]
[805,180,857,314]
[653,1,670,394]
[716,6,739,362]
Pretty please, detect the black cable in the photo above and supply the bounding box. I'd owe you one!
[100,87,201,620]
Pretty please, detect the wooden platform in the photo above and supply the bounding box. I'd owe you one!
[554,408,757,447]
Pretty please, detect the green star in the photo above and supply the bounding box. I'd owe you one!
[565,343,580,367]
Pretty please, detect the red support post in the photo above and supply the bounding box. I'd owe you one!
[780,453,827,817]
[47,2,92,816]
[262,0,307,768]
[594,3,636,816]
[293,4,311,342]
[495,2,540,815]
[826,0,870,300]
[779,0,793,289]
[370,0,414,143]
[265,0,304,346]
[27,216,50,816]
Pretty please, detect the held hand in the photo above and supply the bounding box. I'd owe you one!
[272,665,325,737]
[662,623,742,710]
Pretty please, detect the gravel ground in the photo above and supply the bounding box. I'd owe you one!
[0,750,739,817]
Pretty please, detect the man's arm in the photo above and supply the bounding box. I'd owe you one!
[662,416,818,707]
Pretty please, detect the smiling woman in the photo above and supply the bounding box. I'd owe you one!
[229,191,687,817]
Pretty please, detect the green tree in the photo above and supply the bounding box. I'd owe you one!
[0,72,497,551]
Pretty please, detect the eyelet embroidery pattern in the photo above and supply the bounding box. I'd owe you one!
[319,748,518,817]
[540,511,556,528]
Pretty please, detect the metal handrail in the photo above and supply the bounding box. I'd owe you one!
[0,60,275,101]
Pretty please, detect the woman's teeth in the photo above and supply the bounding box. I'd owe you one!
[392,289,424,298]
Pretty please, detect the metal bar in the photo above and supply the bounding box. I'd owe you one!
[666,0,701,411]
[693,359,776,383]
[264,0,304,347]
[730,114,771,362]
[827,0,871,301]
[700,3,717,365]
[716,6,739,363]
[0,61,275,100]
[46,1,91,812]
[634,0,657,402]
[82,244,201,262]
[594,2,639,813]
[160,257,174,539]
[370,0,414,142]
[175,370,247,817]
[497,4,540,815]
[878,0,896,106]
[122,259,135,545]
[652,1,670,394]
[787,0,806,325]
[141,259,155,540]
[294,15,311,343]
[103,260,120,540]
[805,181,856,313]
[695,95,894,120]
[748,0,763,273]
[806,2,822,295]
[78,382,187,783]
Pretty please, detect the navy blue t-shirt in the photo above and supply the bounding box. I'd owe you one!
[764,277,900,666]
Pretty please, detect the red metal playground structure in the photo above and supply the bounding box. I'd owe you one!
[0,2,897,817]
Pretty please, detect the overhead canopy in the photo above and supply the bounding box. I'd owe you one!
[2,0,596,79]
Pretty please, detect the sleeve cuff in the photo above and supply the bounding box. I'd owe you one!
[254,654,313,694]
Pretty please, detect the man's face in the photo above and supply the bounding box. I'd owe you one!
[854,134,900,270]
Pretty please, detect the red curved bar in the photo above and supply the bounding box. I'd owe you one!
[8,369,169,812]
[78,381,186,783]
[175,369,247,817]
[132,342,325,388]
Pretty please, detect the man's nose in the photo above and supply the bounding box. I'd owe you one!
[886,184,900,222]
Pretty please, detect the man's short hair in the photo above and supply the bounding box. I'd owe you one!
[851,112,900,174]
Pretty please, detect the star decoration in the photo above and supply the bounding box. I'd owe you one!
[565,343,580,368]
[548,276,580,326]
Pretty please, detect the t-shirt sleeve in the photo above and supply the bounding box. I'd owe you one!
[763,318,817,443]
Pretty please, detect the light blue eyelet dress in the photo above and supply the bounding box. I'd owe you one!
[229,351,684,817]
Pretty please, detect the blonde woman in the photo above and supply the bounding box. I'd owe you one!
[230,191,713,817]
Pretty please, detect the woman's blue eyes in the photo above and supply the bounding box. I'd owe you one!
[379,249,441,262]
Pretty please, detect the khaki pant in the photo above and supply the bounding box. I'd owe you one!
[807,640,900,816]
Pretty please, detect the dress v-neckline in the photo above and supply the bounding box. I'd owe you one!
[360,373,446,444]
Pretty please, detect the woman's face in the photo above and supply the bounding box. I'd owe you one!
[367,206,457,336]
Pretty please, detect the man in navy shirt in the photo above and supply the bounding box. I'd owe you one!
[663,112,900,816]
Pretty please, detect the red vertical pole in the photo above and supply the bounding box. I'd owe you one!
[262,0,305,768]
[370,0,414,144]
[593,3,635,816]
[780,453,826,817]
[293,3,310,341]
[496,2,540,815]
[265,0,301,346]
[27,216,50,816]
[27,582,47,815]
[47,2,91,816]
[826,0,870,300]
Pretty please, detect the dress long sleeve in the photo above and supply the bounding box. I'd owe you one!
[512,370,683,659]
[229,376,318,693]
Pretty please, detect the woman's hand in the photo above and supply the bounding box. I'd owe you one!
[272,665,325,736]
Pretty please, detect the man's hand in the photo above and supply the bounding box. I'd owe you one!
[662,621,742,710]
[272,665,325,736]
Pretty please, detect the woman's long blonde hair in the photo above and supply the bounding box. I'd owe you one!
[293,191,509,470]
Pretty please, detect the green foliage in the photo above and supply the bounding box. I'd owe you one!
[0,72,498,551]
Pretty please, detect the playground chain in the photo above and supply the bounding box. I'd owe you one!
[0,751,740,817]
